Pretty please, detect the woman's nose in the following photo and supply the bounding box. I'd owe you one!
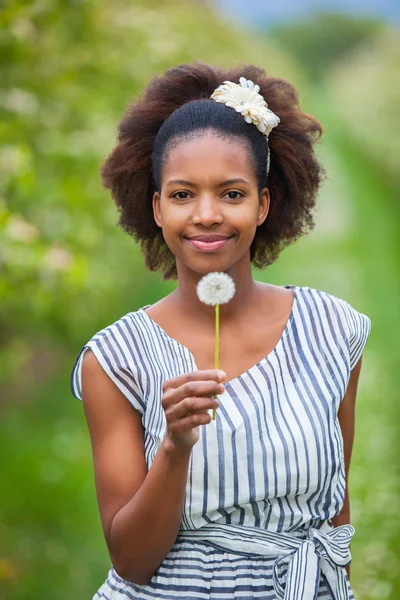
[191,196,223,226]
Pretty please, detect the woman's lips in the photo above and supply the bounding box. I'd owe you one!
[185,237,234,252]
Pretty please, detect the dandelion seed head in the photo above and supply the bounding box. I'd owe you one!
[196,272,236,306]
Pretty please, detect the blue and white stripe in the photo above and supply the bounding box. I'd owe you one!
[70,285,371,599]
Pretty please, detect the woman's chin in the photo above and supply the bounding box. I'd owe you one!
[180,257,238,277]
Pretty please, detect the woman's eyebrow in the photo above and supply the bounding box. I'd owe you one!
[165,178,250,187]
[165,179,196,187]
[217,178,249,187]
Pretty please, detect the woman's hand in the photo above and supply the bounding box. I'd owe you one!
[162,369,226,451]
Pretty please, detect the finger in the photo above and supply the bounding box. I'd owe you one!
[167,396,220,420]
[168,412,212,433]
[162,380,224,409]
[162,369,226,393]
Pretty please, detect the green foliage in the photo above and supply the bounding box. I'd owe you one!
[269,12,383,81]
[327,28,400,184]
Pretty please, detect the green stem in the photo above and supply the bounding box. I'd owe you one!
[213,303,219,421]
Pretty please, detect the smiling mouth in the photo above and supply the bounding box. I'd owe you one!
[184,236,235,252]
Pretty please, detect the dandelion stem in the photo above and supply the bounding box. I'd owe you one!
[213,303,220,421]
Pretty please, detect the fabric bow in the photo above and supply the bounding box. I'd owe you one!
[178,522,354,600]
[272,525,354,600]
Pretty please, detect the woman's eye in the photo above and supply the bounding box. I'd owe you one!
[172,191,190,199]
[225,191,243,200]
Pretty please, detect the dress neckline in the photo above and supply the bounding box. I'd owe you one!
[137,285,299,387]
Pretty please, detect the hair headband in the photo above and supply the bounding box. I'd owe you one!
[210,77,279,174]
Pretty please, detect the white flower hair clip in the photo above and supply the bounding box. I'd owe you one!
[210,77,280,137]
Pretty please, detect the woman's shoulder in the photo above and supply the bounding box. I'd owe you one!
[70,307,151,410]
[294,284,369,317]
[87,307,146,346]
[294,284,372,370]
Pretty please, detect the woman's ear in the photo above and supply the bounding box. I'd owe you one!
[257,188,270,226]
[152,191,162,227]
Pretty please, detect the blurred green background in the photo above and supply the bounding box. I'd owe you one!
[1,1,399,598]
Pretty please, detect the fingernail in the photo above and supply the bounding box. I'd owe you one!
[217,371,226,381]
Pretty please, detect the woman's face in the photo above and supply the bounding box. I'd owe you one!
[152,132,269,278]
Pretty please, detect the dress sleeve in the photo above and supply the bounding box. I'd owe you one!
[348,307,371,370]
[69,325,146,416]
[335,298,372,371]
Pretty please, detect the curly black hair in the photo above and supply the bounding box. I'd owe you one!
[101,62,324,279]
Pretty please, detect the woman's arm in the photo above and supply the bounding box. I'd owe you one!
[81,349,222,586]
[81,350,191,585]
[331,355,364,578]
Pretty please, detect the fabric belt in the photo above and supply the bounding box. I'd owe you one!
[178,522,354,600]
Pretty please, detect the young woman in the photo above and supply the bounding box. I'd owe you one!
[70,63,371,599]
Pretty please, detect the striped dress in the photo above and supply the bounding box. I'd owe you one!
[70,285,371,600]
